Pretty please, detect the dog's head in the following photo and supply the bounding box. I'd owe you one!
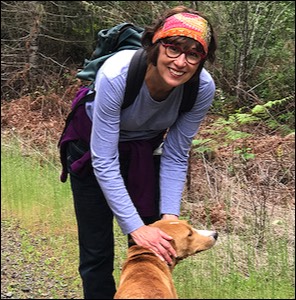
[149,219,218,261]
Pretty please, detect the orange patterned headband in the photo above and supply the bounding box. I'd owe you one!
[152,12,211,54]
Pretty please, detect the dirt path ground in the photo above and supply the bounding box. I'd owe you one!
[1,219,82,299]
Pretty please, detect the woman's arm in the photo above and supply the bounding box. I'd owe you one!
[91,70,145,235]
[160,69,216,216]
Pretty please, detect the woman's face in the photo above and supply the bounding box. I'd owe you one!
[156,40,201,88]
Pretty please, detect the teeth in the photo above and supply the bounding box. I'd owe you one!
[170,68,184,76]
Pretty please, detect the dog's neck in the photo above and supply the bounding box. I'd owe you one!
[127,245,179,272]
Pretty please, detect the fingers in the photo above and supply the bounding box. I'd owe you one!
[130,226,177,264]
[158,230,177,262]
[152,239,176,265]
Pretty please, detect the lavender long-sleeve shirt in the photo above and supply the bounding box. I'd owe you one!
[86,50,215,234]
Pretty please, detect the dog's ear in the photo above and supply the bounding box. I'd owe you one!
[128,237,136,248]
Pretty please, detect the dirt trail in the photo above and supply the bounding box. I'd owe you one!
[1,219,82,299]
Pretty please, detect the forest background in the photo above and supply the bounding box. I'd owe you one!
[1,1,295,299]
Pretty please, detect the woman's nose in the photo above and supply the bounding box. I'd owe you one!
[173,53,187,67]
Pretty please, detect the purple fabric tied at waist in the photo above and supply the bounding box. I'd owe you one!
[59,86,92,183]
[58,85,165,217]
[119,135,163,217]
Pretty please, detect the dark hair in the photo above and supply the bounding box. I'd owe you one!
[142,6,217,66]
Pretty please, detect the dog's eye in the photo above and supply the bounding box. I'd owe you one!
[188,230,193,237]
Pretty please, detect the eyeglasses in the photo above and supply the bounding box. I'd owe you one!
[160,42,206,65]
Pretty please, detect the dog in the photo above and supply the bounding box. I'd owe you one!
[114,219,218,299]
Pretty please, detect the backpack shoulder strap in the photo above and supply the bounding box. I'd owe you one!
[73,48,147,114]
[179,63,204,113]
[179,77,200,113]
[122,48,147,109]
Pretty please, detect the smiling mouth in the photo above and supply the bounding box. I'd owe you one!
[169,67,185,77]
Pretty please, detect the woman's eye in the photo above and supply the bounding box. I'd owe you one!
[169,46,180,54]
[188,52,199,58]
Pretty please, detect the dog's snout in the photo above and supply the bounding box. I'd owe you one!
[196,229,218,240]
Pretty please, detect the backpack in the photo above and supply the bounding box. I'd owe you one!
[58,22,201,183]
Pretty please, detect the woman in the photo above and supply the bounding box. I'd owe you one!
[68,5,217,299]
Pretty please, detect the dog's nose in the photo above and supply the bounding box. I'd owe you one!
[196,230,218,240]
[213,232,218,240]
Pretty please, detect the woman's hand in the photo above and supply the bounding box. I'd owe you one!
[161,214,179,221]
[130,224,177,264]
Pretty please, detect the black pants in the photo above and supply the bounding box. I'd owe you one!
[67,141,160,299]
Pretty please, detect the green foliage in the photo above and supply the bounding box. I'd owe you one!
[191,138,215,156]
[234,147,255,161]
[225,129,252,141]
[210,95,295,138]
[206,0,295,126]
[198,116,253,146]
[252,97,291,116]
[193,95,294,156]
[251,96,295,134]
[231,113,260,125]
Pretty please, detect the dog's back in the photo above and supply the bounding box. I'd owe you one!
[114,245,177,299]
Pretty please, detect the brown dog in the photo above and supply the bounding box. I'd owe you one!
[114,219,218,299]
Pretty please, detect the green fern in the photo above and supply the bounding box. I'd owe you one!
[192,138,213,146]
[192,138,214,154]
[234,113,261,125]
[252,97,293,119]
[264,98,289,108]
[225,130,252,140]
[252,105,269,117]
[191,138,217,158]
[234,147,256,161]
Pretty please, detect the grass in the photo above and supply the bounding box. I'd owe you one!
[174,240,295,299]
[1,138,74,232]
[1,137,295,299]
